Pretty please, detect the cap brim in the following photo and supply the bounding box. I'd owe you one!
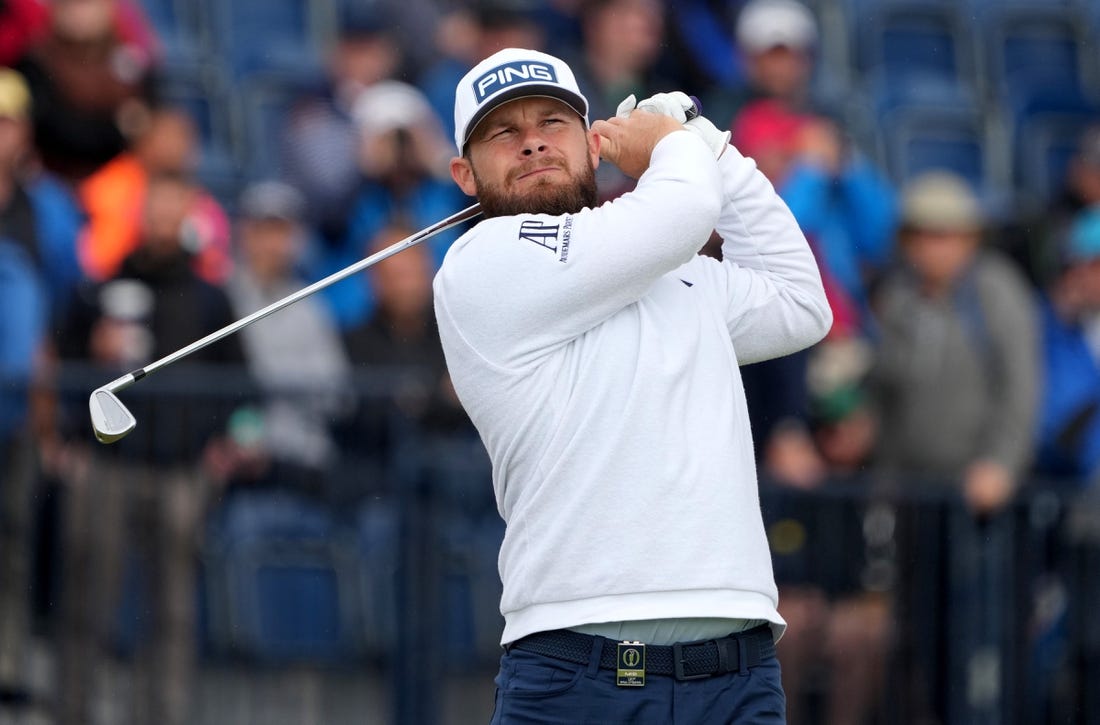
[460,84,588,150]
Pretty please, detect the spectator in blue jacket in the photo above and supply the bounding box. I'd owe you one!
[1036,207,1100,487]
[0,67,81,711]
[0,68,82,324]
[732,100,896,340]
[314,80,465,330]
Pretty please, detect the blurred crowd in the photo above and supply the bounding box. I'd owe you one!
[0,0,1098,724]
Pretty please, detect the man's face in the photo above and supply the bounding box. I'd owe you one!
[1060,257,1100,315]
[901,227,981,292]
[0,116,28,170]
[747,46,813,101]
[451,96,600,218]
[140,177,195,257]
[241,218,299,283]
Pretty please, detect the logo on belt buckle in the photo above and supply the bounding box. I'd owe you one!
[617,641,646,687]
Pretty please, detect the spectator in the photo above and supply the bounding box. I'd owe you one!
[52,171,245,725]
[764,361,892,725]
[728,3,894,486]
[0,68,81,711]
[420,0,548,146]
[665,1,748,104]
[732,104,894,484]
[0,68,83,324]
[1065,126,1100,215]
[0,0,49,67]
[279,8,402,244]
[1035,207,1100,487]
[14,0,158,183]
[727,1,894,489]
[1028,124,1100,286]
[224,180,352,494]
[730,26,897,335]
[569,0,675,200]
[315,80,464,330]
[342,222,470,447]
[869,171,1040,516]
[0,236,44,711]
[697,0,816,129]
[77,106,232,284]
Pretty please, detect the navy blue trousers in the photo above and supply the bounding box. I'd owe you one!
[488,641,786,724]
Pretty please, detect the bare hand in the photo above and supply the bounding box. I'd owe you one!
[964,459,1014,516]
[592,111,683,179]
[795,119,843,175]
[765,424,826,489]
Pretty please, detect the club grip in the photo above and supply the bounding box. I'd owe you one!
[686,96,702,121]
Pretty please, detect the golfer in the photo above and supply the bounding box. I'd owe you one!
[434,47,832,724]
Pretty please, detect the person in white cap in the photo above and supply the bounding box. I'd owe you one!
[434,46,831,723]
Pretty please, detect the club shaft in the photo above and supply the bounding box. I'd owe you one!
[102,203,481,396]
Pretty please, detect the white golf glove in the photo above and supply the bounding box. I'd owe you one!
[615,93,638,118]
[632,91,731,159]
[637,91,694,122]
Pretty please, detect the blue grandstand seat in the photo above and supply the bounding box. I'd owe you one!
[237,76,318,181]
[157,68,242,204]
[202,491,362,663]
[205,0,333,80]
[855,2,973,90]
[880,105,988,191]
[415,440,504,665]
[900,125,985,185]
[1006,84,1100,206]
[869,71,993,193]
[985,6,1093,98]
[353,499,401,660]
[139,0,207,70]
[435,510,505,665]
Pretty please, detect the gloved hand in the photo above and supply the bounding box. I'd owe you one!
[684,114,731,159]
[632,91,731,159]
[615,93,638,118]
[636,91,693,122]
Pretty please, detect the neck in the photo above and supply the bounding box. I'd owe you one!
[387,309,428,339]
[0,174,14,206]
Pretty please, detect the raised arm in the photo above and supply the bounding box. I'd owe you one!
[709,143,833,363]
[435,121,722,368]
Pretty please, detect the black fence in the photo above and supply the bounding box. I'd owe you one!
[5,365,1100,724]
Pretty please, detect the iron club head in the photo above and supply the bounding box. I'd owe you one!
[89,387,137,443]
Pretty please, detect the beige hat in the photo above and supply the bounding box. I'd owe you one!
[0,69,31,120]
[900,171,983,232]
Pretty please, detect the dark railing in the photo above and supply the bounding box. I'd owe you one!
[4,365,1098,725]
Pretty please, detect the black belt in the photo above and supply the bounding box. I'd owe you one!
[509,624,776,681]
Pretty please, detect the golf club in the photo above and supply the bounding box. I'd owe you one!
[89,202,483,443]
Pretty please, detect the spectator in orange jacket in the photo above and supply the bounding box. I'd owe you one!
[77,107,231,284]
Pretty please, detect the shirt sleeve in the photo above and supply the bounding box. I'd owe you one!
[695,145,833,364]
[434,130,723,369]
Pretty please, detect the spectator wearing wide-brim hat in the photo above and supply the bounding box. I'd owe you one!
[870,170,1040,517]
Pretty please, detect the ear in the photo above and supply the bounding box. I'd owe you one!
[450,156,478,197]
[587,128,601,170]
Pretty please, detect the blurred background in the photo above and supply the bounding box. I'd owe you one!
[0,0,1099,723]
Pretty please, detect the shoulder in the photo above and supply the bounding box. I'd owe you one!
[441,213,581,268]
[974,251,1036,301]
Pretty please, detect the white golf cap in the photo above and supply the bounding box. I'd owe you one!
[736,0,818,54]
[453,47,589,152]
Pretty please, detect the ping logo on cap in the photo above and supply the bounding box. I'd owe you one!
[473,60,558,102]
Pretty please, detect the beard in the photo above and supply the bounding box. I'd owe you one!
[472,157,599,219]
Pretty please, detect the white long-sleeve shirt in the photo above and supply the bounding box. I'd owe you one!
[433,130,832,645]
